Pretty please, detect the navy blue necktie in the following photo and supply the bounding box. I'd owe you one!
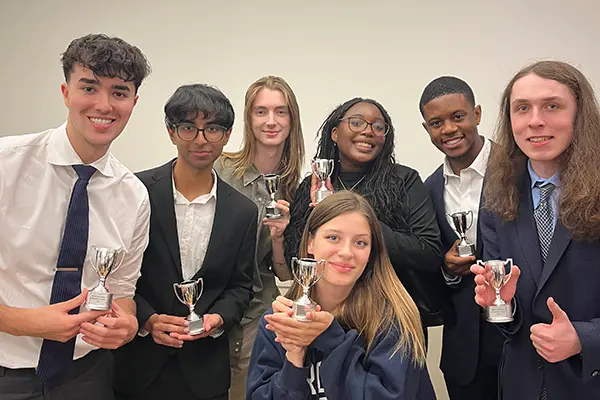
[36,165,96,384]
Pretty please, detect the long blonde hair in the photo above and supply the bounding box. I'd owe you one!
[286,191,427,366]
[221,76,305,201]
[484,61,600,240]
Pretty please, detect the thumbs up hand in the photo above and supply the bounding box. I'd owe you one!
[530,297,582,363]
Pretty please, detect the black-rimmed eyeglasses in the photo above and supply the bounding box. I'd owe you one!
[339,117,390,137]
[173,123,228,142]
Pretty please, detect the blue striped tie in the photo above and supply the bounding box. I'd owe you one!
[36,165,96,384]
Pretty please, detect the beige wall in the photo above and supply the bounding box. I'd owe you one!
[2,1,600,398]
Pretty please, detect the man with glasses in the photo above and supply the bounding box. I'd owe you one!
[113,84,257,400]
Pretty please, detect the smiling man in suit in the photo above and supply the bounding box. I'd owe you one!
[421,76,504,399]
[113,84,257,400]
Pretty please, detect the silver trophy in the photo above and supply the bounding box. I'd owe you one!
[311,158,335,203]
[173,278,205,335]
[291,257,326,321]
[477,259,514,323]
[86,246,125,311]
[264,174,282,219]
[448,211,476,257]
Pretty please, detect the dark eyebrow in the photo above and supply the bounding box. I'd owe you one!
[78,78,130,92]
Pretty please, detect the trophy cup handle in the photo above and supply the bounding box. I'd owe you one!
[193,278,204,307]
[110,249,126,275]
[173,283,185,305]
[327,159,335,176]
[466,210,475,231]
[477,260,491,287]
[503,258,514,285]
[313,260,327,284]
[311,159,318,176]
[290,257,301,284]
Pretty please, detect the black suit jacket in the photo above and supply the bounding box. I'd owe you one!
[482,173,600,400]
[424,147,504,386]
[113,160,257,399]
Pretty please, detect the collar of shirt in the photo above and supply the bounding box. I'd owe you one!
[242,163,263,187]
[527,159,561,190]
[443,136,491,184]
[172,168,218,205]
[45,122,114,177]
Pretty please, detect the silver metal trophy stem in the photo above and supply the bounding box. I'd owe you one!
[291,257,326,321]
[478,258,514,323]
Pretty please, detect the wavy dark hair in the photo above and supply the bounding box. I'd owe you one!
[285,98,412,261]
[485,60,600,240]
[61,33,151,92]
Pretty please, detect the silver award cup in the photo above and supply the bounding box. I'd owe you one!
[291,257,326,321]
[264,174,282,219]
[311,158,335,203]
[478,258,514,323]
[448,211,476,257]
[87,246,125,311]
[173,278,205,335]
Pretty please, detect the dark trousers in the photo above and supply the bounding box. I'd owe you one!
[0,349,114,400]
[114,355,227,400]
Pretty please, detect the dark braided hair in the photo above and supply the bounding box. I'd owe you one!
[285,98,412,261]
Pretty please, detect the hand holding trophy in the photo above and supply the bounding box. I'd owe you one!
[477,258,515,323]
[173,278,205,335]
[290,257,326,321]
[86,246,125,311]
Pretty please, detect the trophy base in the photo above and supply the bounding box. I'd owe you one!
[293,301,315,322]
[315,190,332,203]
[188,317,205,335]
[485,303,513,323]
[265,206,282,219]
[457,243,476,258]
[86,291,112,311]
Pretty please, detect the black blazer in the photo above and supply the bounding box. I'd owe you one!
[113,160,257,399]
[482,173,600,400]
[424,147,504,386]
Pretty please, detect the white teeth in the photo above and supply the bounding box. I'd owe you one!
[529,137,551,143]
[355,142,373,149]
[89,118,114,125]
[445,137,462,145]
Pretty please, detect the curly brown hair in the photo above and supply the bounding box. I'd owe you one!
[484,60,600,240]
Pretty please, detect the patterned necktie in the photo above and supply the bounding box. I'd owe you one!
[533,182,555,264]
[36,165,96,384]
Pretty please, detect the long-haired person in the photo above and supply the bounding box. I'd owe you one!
[284,98,443,327]
[471,61,600,399]
[215,76,304,399]
[247,191,435,399]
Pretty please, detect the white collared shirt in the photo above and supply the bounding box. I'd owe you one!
[443,138,491,247]
[172,168,217,280]
[0,123,150,368]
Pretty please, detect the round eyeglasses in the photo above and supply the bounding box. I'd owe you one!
[173,123,228,142]
[339,117,390,137]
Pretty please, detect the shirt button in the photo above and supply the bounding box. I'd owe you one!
[592,370,599,377]
[537,359,544,369]
[236,342,240,346]
[235,348,239,353]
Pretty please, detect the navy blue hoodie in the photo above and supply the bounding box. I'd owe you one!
[246,309,437,400]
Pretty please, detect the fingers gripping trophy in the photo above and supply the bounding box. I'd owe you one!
[173,278,205,335]
[477,258,514,323]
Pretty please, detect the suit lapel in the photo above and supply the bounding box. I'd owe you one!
[191,177,230,280]
[538,222,571,292]
[516,175,544,286]
[431,169,459,247]
[150,162,183,281]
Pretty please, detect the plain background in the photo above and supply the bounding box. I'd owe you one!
[1,1,599,398]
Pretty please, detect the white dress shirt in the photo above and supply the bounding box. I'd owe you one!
[443,138,491,247]
[172,168,217,280]
[0,123,150,368]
